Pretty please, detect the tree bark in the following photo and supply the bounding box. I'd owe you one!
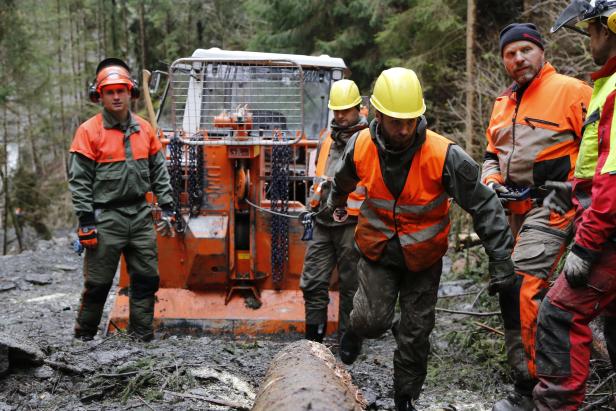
[2,106,8,255]
[139,0,146,71]
[56,0,68,182]
[253,340,366,411]
[465,0,477,159]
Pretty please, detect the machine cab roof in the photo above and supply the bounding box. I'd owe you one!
[157,48,349,141]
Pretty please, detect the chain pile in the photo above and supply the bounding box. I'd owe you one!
[270,144,292,286]
[168,135,186,233]
[187,138,204,216]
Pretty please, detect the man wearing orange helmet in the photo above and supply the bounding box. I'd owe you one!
[69,58,174,342]
[300,79,368,344]
[327,67,514,410]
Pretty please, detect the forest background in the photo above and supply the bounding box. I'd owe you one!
[0,0,594,253]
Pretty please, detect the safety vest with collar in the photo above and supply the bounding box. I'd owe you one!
[482,63,591,189]
[353,128,452,272]
[310,132,366,216]
[572,57,616,253]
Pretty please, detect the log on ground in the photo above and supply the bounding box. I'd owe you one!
[252,340,366,411]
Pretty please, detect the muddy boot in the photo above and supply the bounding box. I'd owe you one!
[305,323,327,343]
[604,317,616,370]
[394,394,417,411]
[492,391,534,411]
[128,296,155,342]
[73,329,96,341]
[339,329,363,365]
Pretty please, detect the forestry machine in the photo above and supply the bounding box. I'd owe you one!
[107,48,349,336]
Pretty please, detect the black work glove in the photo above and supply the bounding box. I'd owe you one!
[488,257,516,296]
[543,181,573,215]
[563,249,592,288]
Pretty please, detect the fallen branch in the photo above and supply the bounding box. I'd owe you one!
[43,359,90,375]
[438,291,478,299]
[470,286,487,308]
[137,394,156,411]
[579,393,614,411]
[472,321,504,336]
[435,307,500,317]
[163,390,249,410]
[588,372,616,396]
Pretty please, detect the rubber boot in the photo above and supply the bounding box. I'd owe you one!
[128,296,156,342]
[394,394,417,411]
[339,329,363,365]
[305,323,327,343]
[492,391,535,411]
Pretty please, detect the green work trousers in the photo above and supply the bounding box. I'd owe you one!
[75,206,160,339]
[300,222,359,336]
[350,249,442,401]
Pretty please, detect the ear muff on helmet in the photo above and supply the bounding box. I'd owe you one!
[87,57,140,103]
[608,10,616,33]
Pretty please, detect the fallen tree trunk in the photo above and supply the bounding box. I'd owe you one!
[252,340,366,411]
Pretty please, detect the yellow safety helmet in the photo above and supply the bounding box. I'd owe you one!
[328,79,362,110]
[370,67,426,119]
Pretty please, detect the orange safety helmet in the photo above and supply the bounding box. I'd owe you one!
[88,58,140,103]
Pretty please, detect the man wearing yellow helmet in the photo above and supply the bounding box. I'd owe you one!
[300,79,368,343]
[327,67,514,410]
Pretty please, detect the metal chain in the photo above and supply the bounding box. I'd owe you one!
[168,135,186,233]
[187,137,204,216]
[270,143,291,286]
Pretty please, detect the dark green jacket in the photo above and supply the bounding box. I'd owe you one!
[69,109,173,225]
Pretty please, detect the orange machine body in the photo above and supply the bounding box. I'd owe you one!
[108,49,349,337]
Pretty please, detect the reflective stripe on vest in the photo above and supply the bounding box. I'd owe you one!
[576,71,616,179]
[311,132,365,215]
[353,129,452,272]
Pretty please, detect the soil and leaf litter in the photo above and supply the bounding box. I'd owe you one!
[0,234,614,410]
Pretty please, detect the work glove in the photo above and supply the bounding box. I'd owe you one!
[488,257,516,296]
[77,225,98,249]
[487,181,510,206]
[156,205,176,237]
[543,180,573,215]
[563,249,592,288]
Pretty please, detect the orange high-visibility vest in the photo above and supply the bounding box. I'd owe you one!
[311,132,365,216]
[353,129,452,271]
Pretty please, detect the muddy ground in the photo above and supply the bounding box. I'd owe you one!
[0,233,614,410]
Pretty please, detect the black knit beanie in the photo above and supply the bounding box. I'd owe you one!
[499,23,544,55]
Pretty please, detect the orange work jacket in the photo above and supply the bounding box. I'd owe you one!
[353,129,452,271]
[482,63,591,188]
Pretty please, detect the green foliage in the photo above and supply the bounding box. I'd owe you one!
[1,0,595,245]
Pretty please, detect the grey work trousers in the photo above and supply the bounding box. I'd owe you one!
[300,222,359,336]
[350,253,442,400]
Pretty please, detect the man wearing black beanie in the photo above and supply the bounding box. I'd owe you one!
[482,22,592,411]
